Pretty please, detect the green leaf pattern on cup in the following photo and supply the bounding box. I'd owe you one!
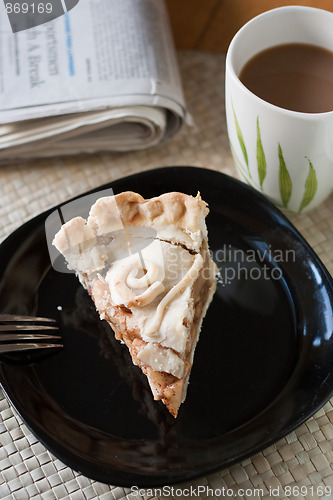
[278,143,292,208]
[299,158,318,212]
[256,117,266,190]
[232,102,251,178]
[229,142,254,187]
[231,107,319,212]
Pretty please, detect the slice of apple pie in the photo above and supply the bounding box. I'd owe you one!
[53,191,216,417]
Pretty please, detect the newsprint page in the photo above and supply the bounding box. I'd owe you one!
[0,0,187,159]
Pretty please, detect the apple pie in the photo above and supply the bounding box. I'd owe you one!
[53,191,217,417]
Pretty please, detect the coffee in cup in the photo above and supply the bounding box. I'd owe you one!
[225,6,333,213]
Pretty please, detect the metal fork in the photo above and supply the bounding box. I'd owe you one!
[0,314,62,353]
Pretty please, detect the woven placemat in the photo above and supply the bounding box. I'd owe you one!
[0,51,333,500]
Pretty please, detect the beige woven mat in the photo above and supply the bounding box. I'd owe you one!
[0,51,333,500]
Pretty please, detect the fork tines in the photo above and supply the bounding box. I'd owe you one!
[0,314,56,323]
[0,324,58,332]
[0,343,62,354]
[0,314,62,353]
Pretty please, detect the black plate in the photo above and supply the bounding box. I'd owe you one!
[0,166,333,487]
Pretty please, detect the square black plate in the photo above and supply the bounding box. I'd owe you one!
[0,166,333,487]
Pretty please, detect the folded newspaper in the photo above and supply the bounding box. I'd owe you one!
[0,0,187,160]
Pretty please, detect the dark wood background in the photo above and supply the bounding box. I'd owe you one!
[165,0,333,52]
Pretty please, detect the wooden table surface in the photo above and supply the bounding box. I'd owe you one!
[166,0,333,52]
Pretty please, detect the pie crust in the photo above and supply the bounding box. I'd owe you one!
[53,191,217,417]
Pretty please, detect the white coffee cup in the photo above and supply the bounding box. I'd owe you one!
[225,6,333,213]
